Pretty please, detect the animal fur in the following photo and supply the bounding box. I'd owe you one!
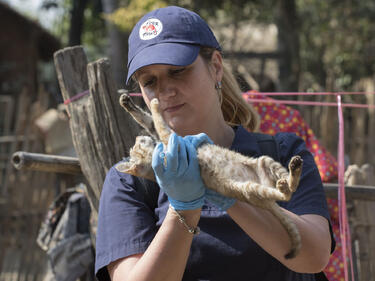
[116,92,303,259]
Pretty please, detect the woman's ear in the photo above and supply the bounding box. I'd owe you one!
[210,51,224,82]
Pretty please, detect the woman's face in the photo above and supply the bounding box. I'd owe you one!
[136,52,224,136]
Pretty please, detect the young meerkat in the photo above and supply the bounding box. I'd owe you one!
[116,92,303,259]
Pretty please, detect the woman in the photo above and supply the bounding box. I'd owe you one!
[95,6,334,281]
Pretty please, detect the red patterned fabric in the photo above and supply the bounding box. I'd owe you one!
[242,92,344,281]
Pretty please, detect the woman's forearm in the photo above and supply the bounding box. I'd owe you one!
[227,201,331,273]
[112,207,201,281]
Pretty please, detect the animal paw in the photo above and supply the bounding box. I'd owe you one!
[289,156,303,174]
[276,178,290,194]
[119,92,130,105]
[119,92,138,111]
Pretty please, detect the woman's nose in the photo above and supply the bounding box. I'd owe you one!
[158,80,176,100]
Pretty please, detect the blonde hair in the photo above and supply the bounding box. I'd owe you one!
[200,47,260,132]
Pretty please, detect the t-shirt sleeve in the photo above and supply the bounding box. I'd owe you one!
[275,132,329,219]
[275,132,335,253]
[95,165,158,281]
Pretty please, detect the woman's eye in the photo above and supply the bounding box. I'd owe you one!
[143,78,155,87]
[170,68,186,75]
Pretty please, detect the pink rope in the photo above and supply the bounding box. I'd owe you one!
[131,91,375,108]
[337,95,355,281]
[64,90,90,105]
[246,97,375,109]
[129,93,143,97]
[249,91,375,96]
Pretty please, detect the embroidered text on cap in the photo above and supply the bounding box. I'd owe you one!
[139,18,163,40]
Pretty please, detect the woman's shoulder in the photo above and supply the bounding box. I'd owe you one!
[233,126,307,162]
[101,161,160,209]
[274,131,305,145]
[273,132,308,161]
[102,161,136,191]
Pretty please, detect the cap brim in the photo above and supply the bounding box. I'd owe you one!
[126,43,200,84]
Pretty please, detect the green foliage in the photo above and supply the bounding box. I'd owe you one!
[105,0,168,32]
[108,0,275,32]
[40,0,107,60]
[40,0,375,92]
[47,0,72,46]
[81,0,107,61]
[298,0,375,91]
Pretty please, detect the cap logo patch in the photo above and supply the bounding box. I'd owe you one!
[139,18,163,40]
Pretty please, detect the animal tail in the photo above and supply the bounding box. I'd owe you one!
[269,203,301,259]
[150,98,172,145]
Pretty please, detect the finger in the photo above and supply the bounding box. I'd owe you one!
[185,140,198,172]
[177,136,188,173]
[166,133,179,172]
[183,135,194,144]
[152,142,165,174]
[195,133,213,146]
[184,133,213,148]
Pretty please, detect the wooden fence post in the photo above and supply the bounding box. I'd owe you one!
[54,46,142,226]
[346,164,375,281]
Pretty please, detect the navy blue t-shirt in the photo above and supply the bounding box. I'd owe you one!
[95,127,334,281]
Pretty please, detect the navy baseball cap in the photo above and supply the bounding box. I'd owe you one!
[126,6,221,84]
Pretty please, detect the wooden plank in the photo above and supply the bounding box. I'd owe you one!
[53,46,100,217]
[324,183,375,201]
[352,201,375,281]
[352,109,366,165]
[54,46,142,221]
[1,88,31,198]
[0,248,10,281]
[0,91,61,281]
[0,95,14,135]
[0,136,37,143]
[344,163,375,281]
[0,95,14,199]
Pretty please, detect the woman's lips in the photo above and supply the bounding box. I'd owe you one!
[164,103,185,113]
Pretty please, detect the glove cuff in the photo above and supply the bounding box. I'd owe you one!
[206,196,236,211]
[169,196,205,210]
[217,198,236,211]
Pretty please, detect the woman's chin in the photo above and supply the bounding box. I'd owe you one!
[167,119,195,136]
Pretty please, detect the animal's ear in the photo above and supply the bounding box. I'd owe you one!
[115,162,138,175]
[115,163,156,182]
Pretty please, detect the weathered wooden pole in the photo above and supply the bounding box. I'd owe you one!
[9,151,375,202]
[53,46,142,223]
[12,151,81,174]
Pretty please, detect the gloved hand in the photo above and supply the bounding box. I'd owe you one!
[184,134,236,211]
[152,133,206,210]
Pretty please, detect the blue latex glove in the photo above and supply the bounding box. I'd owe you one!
[205,189,236,211]
[184,134,236,211]
[152,133,206,210]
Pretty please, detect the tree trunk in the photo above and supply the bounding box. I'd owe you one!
[276,0,300,92]
[101,0,129,88]
[69,0,89,46]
